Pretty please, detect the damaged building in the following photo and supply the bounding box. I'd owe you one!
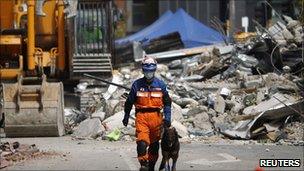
[68,3,304,145]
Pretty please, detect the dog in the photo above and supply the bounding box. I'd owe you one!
[159,126,180,171]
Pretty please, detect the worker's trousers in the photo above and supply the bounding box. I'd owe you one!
[135,111,163,164]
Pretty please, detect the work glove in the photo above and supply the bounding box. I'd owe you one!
[122,115,129,127]
[163,119,171,128]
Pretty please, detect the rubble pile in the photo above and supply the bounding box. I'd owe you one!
[0,142,58,169]
[115,31,184,65]
[67,15,303,144]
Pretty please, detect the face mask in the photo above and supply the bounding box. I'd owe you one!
[143,71,155,80]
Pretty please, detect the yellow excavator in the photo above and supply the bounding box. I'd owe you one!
[0,0,114,137]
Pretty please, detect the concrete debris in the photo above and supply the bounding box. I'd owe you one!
[67,14,303,144]
[242,93,297,116]
[0,142,57,169]
[190,81,239,92]
[264,123,286,142]
[214,94,226,114]
[91,110,106,121]
[65,108,89,127]
[171,102,184,122]
[222,97,304,139]
[243,78,263,89]
[284,122,304,142]
[220,87,231,97]
[103,71,124,100]
[192,112,213,132]
[156,64,169,73]
[212,113,231,132]
[168,59,182,69]
[230,100,244,114]
[243,94,257,107]
[120,126,136,136]
[186,105,208,117]
[143,32,184,54]
[181,108,190,117]
[120,135,134,142]
[180,75,203,82]
[143,44,233,62]
[188,128,214,137]
[256,88,268,104]
[174,97,199,108]
[75,82,89,93]
[72,118,105,139]
[171,120,189,138]
[143,44,216,61]
[104,99,124,118]
[102,110,135,131]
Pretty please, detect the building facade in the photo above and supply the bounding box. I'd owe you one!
[114,0,299,37]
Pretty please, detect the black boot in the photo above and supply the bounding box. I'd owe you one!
[139,160,149,171]
[148,161,156,171]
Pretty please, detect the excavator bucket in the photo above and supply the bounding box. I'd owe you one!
[2,75,65,137]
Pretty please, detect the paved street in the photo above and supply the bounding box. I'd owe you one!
[1,137,303,170]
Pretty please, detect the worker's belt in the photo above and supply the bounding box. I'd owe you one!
[136,108,161,113]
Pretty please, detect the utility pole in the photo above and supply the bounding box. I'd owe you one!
[229,0,235,40]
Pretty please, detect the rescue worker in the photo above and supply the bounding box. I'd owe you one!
[122,56,172,171]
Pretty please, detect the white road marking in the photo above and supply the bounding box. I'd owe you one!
[217,153,240,161]
[185,153,241,166]
[185,158,213,166]
[119,150,138,170]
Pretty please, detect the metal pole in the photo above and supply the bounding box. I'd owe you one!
[27,0,35,70]
[273,96,304,117]
[83,73,131,91]
[229,0,235,40]
[58,0,66,71]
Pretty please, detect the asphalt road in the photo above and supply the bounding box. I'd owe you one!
[1,137,303,170]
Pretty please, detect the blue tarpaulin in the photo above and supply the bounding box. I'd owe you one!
[115,8,225,48]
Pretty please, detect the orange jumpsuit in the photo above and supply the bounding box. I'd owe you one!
[124,77,171,166]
